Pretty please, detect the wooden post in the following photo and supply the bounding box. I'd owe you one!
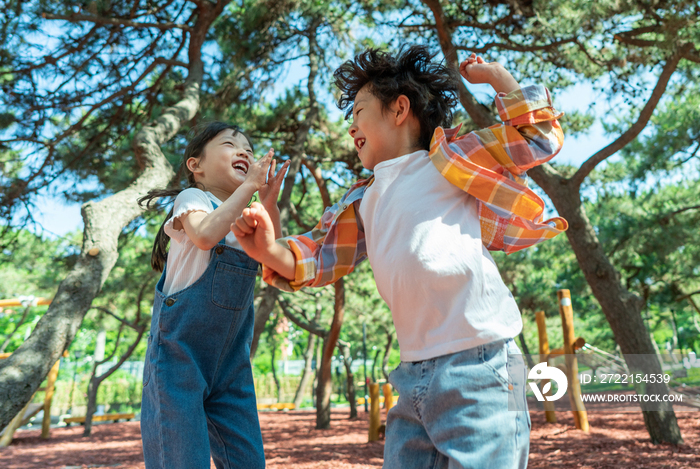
[0,398,32,447]
[41,358,62,439]
[382,383,393,410]
[368,383,381,442]
[535,311,557,423]
[558,290,589,432]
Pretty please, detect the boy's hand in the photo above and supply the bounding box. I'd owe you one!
[459,53,520,95]
[231,202,278,264]
[244,149,275,191]
[258,158,291,212]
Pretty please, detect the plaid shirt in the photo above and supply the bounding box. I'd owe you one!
[264,85,567,292]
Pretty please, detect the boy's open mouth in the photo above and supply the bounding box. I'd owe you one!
[232,160,249,175]
[354,137,366,152]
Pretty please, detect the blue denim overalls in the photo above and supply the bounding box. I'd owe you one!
[141,222,264,469]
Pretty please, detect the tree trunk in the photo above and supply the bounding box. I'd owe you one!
[84,324,147,436]
[529,167,684,444]
[270,343,281,403]
[266,311,282,403]
[381,331,393,381]
[650,332,666,370]
[251,287,279,358]
[293,317,320,409]
[83,280,151,437]
[518,331,536,369]
[668,310,680,355]
[371,349,381,383]
[0,5,223,429]
[338,341,357,419]
[315,278,345,429]
[312,339,321,408]
[278,297,328,410]
[83,371,100,437]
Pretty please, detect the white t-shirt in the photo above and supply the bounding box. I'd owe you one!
[358,150,522,362]
[161,188,242,296]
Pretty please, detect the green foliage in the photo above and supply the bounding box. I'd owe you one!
[0,228,77,299]
[95,368,144,407]
[495,230,619,353]
[0,228,78,352]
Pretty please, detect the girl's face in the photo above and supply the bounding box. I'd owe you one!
[188,129,254,199]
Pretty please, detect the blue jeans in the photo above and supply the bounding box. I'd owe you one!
[383,339,530,469]
[141,243,264,469]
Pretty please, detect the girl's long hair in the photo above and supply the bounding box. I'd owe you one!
[138,122,253,272]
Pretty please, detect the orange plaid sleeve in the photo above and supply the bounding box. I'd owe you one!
[262,180,370,292]
[429,85,568,253]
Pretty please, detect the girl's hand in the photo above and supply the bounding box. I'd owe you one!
[459,53,520,95]
[245,149,275,191]
[231,202,278,264]
[258,158,291,211]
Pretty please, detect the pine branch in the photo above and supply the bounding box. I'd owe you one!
[455,37,576,54]
[42,12,193,32]
[278,297,327,338]
[571,45,688,188]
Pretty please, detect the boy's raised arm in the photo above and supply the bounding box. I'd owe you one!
[456,54,564,174]
[460,53,520,95]
[429,53,566,254]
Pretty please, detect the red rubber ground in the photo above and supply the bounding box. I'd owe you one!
[1,409,698,468]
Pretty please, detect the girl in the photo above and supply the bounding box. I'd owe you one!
[138,122,289,469]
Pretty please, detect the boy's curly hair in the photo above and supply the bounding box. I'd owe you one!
[334,45,460,151]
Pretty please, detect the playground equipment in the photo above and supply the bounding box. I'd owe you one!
[0,297,52,308]
[368,383,381,441]
[534,289,589,432]
[539,299,700,415]
[64,413,135,425]
[534,311,557,423]
[257,403,296,411]
[368,382,395,442]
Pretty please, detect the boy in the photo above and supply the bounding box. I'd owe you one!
[232,46,566,469]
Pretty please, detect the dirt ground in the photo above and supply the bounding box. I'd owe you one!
[1,409,699,469]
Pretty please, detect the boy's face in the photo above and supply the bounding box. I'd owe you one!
[348,86,401,170]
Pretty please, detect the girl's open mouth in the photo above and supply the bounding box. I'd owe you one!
[232,161,249,174]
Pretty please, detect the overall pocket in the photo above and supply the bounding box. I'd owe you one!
[211,261,257,310]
